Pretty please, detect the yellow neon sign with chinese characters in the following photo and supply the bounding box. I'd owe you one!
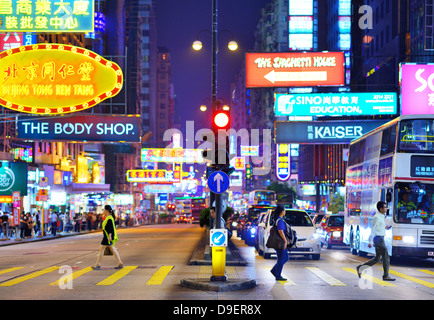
[0,0,94,33]
[0,44,123,114]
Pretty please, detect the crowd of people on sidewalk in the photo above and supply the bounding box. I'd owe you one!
[0,209,173,240]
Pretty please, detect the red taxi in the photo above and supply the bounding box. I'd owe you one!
[316,214,345,249]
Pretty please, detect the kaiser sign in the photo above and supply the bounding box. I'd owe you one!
[246,52,345,88]
[401,63,434,115]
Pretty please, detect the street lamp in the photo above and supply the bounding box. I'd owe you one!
[192,30,238,53]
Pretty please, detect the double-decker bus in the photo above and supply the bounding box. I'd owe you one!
[248,190,276,206]
[191,197,206,224]
[344,114,434,258]
[276,193,294,208]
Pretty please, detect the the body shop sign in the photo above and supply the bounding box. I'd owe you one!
[0,162,27,196]
[0,44,123,114]
[17,115,140,142]
[246,52,344,88]
[401,63,434,115]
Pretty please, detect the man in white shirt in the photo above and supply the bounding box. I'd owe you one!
[356,201,395,281]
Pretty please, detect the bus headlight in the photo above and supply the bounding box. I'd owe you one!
[403,236,415,244]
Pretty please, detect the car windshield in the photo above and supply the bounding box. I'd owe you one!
[283,210,313,227]
[394,182,434,225]
[327,216,344,227]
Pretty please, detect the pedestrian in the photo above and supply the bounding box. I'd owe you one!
[92,205,123,270]
[26,213,33,238]
[50,211,58,236]
[356,201,395,281]
[270,205,289,281]
[19,212,27,239]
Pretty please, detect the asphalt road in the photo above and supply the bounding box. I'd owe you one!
[0,223,433,303]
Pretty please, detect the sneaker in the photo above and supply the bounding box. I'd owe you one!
[92,265,101,270]
[382,276,395,281]
[275,276,287,281]
[115,264,124,269]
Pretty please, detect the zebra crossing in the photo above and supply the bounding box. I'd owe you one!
[0,264,433,290]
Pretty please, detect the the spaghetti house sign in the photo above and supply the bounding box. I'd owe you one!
[0,44,123,114]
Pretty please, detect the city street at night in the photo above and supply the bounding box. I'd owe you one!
[0,0,434,306]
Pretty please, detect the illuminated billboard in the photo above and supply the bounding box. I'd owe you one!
[141,148,204,163]
[275,92,397,117]
[400,63,434,115]
[275,120,388,144]
[276,144,291,181]
[0,0,94,33]
[0,44,123,114]
[246,52,345,88]
[17,115,140,142]
[126,170,167,183]
[289,0,313,15]
[289,16,313,33]
[289,34,313,51]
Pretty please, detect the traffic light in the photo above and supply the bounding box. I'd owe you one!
[212,102,231,166]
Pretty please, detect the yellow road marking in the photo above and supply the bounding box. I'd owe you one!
[0,266,59,287]
[341,268,396,287]
[0,267,24,276]
[418,269,434,276]
[146,266,174,285]
[49,266,93,286]
[96,266,138,286]
[306,267,346,286]
[388,269,434,288]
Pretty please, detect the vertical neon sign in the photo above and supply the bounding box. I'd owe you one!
[276,144,291,181]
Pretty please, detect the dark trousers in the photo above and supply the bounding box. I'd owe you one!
[271,248,289,278]
[51,222,57,235]
[361,236,390,277]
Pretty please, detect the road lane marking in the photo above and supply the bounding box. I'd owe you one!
[49,266,93,286]
[341,268,396,287]
[146,265,174,285]
[306,267,346,286]
[0,267,24,276]
[418,269,434,276]
[388,269,434,288]
[96,266,138,286]
[0,266,59,287]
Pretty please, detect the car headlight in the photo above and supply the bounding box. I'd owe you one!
[250,228,256,234]
[232,222,238,227]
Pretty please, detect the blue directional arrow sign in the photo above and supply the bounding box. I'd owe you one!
[207,170,230,194]
[210,229,228,247]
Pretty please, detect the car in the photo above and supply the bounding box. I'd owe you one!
[244,217,259,246]
[316,213,346,249]
[257,208,321,260]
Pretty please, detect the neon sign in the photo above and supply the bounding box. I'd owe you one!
[0,0,94,33]
[276,144,291,181]
[0,44,123,114]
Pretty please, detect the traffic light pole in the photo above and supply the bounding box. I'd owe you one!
[209,0,227,282]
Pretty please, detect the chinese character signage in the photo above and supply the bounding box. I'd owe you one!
[276,144,291,181]
[275,92,397,117]
[0,0,94,33]
[230,156,245,170]
[246,52,345,88]
[17,115,140,142]
[0,44,123,114]
[240,145,259,157]
[411,156,434,178]
[400,63,434,115]
[275,120,388,144]
[141,148,204,163]
[126,170,168,183]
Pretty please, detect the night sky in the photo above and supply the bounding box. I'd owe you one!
[155,0,269,133]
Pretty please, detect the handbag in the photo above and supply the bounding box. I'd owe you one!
[266,220,286,250]
[104,246,113,256]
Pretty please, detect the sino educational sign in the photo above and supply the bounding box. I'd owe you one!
[246,52,344,88]
[16,115,140,142]
[0,0,94,33]
[275,120,388,144]
[275,92,397,117]
[0,44,123,115]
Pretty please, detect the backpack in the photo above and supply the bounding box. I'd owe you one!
[274,217,297,249]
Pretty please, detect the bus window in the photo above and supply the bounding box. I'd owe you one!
[349,143,359,166]
[381,125,397,156]
[394,182,434,224]
[399,120,434,152]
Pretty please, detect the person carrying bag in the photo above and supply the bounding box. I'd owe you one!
[267,206,290,281]
[92,205,123,269]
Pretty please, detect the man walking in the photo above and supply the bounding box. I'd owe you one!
[356,201,395,281]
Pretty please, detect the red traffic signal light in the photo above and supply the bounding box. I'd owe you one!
[213,111,229,128]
